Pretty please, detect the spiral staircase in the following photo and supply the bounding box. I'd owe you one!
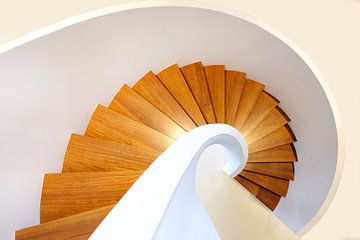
[15,62,297,239]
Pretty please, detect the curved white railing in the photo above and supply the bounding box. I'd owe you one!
[90,124,248,240]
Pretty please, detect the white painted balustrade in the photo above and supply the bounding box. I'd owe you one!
[90,124,248,240]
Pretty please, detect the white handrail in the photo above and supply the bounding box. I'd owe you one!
[90,124,248,240]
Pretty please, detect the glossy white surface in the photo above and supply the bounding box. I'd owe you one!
[90,124,247,240]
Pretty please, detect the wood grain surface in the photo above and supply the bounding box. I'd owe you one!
[157,64,206,126]
[109,84,186,139]
[244,162,294,180]
[62,134,159,172]
[248,144,297,163]
[225,70,245,125]
[181,62,216,123]
[204,65,225,123]
[85,105,175,152]
[133,71,196,131]
[16,205,114,240]
[240,170,289,196]
[40,171,142,222]
[235,176,281,211]
[233,79,264,130]
[248,125,296,153]
[240,91,279,136]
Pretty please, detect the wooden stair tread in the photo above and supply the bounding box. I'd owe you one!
[62,134,159,172]
[248,144,297,163]
[245,107,289,145]
[204,65,225,123]
[181,62,216,123]
[235,176,281,211]
[234,79,265,130]
[40,171,142,223]
[133,71,196,131]
[225,70,246,125]
[240,91,279,136]
[244,162,294,180]
[85,105,175,152]
[16,205,114,240]
[240,170,289,196]
[109,84,186,140]
[157,64,206,126]
[248,125,296,153]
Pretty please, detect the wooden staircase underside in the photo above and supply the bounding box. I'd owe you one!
[16,62,297,239]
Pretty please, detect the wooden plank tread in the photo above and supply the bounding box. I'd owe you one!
[248,125,296,153]
[245,107,289,145]
[157,64,206,126]
[133,71,196,131]
[225,70,246,125]
[16,205,114,240]
[234,79,265,130]
[109,84,187,139]
[240,91,279,136]
[248,144,297,163]
[181,62,216,124]
[62,134,160,172]
[40,171,142,222]
[244,162,294,180]
[235,176,281,211]
[85,105,175,152]
[203,65,225,123]
[240,170,289,196]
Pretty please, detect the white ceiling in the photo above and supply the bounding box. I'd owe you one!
[0,6,338,239]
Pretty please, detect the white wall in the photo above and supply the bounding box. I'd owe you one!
[0,7,339,239]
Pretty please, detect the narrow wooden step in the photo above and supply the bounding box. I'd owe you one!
[109,84,186,139]
[157,64,207,126]
[248,125,296,153]
[16,205,114,240]
[244,162,294,180]
[225,70,246,125]
[40,171,142,223]
[62,134,159,172]
[181,62,216,123]
[245,107,289,145]
[234,79,264,130]
[133,71,196,131]
[240,91,279,136]
[85,105,175,152]
[248,144,297,163]
[235,176,281,211]
[239,170,289,196]
[204,65,225,123]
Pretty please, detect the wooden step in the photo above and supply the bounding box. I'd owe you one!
[248,144,297,163]
[225,70,246,125]
[239,170,289,196]
[244,162,294,180]
[85,105,175,152]
[181,62,216,124]
[248,125,296,153]
[240,91,279,136]
[235,176,281,211]
[204,65,225,123]
[245,107,289,145]
[109,84,186,140]
[133,71,196,131]
[16,205,114,240]
[40,171,141,222]
[234,79,264,130]
[62,134,159,172]
[157,64,207,126]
